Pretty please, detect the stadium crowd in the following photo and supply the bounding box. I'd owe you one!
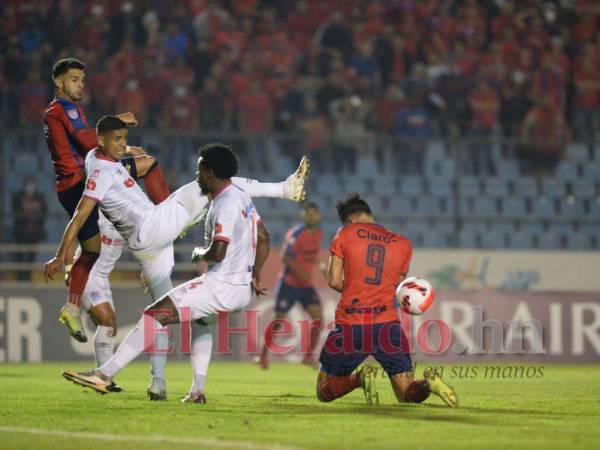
[2,0,600,151]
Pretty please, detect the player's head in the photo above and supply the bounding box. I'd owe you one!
[96,115,128,160]
[302,202,321,227]
[52,58,85,102]
[196,143,239,195]
[336,194,373,225]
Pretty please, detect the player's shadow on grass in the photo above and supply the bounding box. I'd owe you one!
[457,405,562,417]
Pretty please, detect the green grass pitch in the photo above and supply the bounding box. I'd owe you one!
[0,361,599,449]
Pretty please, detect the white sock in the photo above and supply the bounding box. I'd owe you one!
[233,177,284,198]
[99,314,162,379]
[94,325,115,368]
[190,322,212,392]
[150,328,169,381]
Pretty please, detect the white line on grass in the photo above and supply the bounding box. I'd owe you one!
[0,426,300,450]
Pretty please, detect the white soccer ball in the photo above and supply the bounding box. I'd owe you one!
[396,277,435,316]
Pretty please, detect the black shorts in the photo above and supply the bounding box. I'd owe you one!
[274,280,320,313]
[56,157,137,242]
[319,321,413,377]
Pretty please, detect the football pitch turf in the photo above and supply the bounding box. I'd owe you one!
[0,362,598,450]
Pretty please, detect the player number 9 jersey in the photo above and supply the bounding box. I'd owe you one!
[329,223,412,324]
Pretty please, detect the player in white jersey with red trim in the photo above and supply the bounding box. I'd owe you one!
[46,116,309,399]
[63,143,271,403]
[74,167,305,395]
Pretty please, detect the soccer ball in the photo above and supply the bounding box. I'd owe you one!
[396,277,435,316]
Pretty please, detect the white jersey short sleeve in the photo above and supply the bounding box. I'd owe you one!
[204,182,260,285]
[83,159,115,203]
[84,150,155,242]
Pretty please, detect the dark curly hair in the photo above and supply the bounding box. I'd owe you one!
[198,143,239,179]
[335,193,372,223]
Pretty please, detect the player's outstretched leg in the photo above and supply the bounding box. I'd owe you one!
[424,368,458,407]
[62,296,180,396]
[62,369,111,394]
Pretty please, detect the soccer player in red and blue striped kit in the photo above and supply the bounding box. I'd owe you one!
[260,203,324,368]
[43,58,170,342]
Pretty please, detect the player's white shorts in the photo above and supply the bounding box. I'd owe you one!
[81,274,114,312]
[168,274,252,323]
[129,182,209,301]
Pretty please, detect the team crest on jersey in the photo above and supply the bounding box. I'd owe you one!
[67,108,79,120]
[215,223,223,234]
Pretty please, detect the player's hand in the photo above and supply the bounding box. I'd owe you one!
[117,112,138,127]
[318,261,328,276]
[64,264,72,287]
[191,247,207,263]
[44,255,65,282]
[251,275,267,297]
[139,272,149,294]
[126,145,147,156]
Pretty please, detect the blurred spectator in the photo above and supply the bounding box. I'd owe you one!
[499,77,531,139]
[0,0,599,174]
[349,40,380,90]
[531,54,565,109]
[298,96,328,172]
[163,84,198,166]
[199,77,232,131]
[317,11,353,61]
[238,80,272,133]
[19,70,49,127]
[164,21,190,61]
[467,80,500,174]
[239,80,273,171]
[117,78,148,125]
[330,95,368,173]
[393,97,430,173]
[377,84,404,134]
[12,177,46,280]
[316,70,348,114]
[573,54,600,139]
[519,98,568,175]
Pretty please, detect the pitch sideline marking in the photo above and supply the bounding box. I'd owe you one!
[0,426,300,450]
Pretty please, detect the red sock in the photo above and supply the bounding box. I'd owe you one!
[404,380,430,403]
[319,374,362,402]
[68,251,99,307]
[263,321,278,351]
[143,162,170,204]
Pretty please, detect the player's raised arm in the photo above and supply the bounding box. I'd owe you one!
[44,196,98,281]
[252,221,270,296]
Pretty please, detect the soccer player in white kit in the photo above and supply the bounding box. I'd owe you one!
[63,143,269,402]
[46,116,308,398]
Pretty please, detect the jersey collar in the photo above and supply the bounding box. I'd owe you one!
[213,180,232,198]
[95,149,118,162]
